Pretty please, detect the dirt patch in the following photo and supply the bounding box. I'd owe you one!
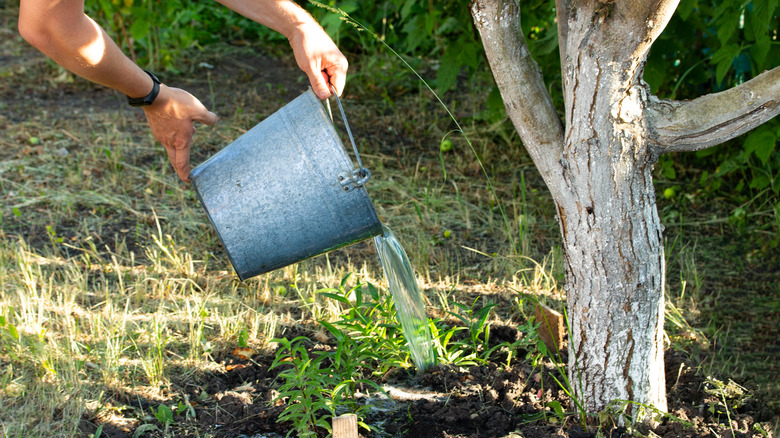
[97,338,771,438]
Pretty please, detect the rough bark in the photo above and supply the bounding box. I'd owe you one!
[469,0,564,194]
[647,67,780,153]
[470,0,779,418]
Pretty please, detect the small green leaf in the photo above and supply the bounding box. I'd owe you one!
[711,44,741,84]
[546,400,565,418]
[238,329,249,348]
[436,48,461,94]
[744,129,776,164]
[132,423,158,438]
[677,0,695,20]
[750,175,770,190]
[129,18,151,41]
[8,324,18,340]
[319,292,349,304]
[749,36,771,71]
[13,207,21,218]
[155,404,174,426]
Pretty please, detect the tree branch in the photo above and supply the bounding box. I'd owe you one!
[470,0,564,185]
[646,67,780,154]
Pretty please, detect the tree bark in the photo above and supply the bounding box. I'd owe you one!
[470,0,777,419]
[647,67,780,153]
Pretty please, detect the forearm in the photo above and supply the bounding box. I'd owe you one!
[213,0,347,98]
[18,0,153,98]
[213,0,319,40]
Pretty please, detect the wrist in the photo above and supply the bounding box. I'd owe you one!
[284,15,322,40]
[127,70,161,107]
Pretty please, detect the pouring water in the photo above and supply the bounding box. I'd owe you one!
[374,224,435,371]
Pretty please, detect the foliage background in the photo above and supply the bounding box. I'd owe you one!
[93,0,779,245]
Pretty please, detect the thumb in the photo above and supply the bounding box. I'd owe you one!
[194,109,219,126]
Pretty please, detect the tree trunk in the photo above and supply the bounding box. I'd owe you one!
[557,83,667,415]
[554,1,672,415]
[471,0,780,418]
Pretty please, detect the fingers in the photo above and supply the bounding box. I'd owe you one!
[288,23,349,99]
[308,64,331,100]
[309,59,348,99]
[144,86,217,182]
[163,136,192,182]
[323,58,348,97]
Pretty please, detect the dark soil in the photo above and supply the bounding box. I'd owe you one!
[1,4,777,438]
[78,328,775,438]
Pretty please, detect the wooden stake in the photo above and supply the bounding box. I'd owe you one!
[535,303,565,353]
[332,413,358,438]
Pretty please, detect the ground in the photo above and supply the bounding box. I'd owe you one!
[0,3,778,438]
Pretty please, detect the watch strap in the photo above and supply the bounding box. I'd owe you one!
[127,70,161,107]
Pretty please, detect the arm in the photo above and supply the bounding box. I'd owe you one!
[18,0,218,182]
[213,0,348,99]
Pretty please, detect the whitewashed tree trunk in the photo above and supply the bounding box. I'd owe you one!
[470,0,780,418]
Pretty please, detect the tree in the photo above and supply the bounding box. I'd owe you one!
[470,0,780,418]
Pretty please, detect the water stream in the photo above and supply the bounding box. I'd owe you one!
[373,224,435,371]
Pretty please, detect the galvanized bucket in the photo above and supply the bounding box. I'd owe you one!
[190,89,382,280]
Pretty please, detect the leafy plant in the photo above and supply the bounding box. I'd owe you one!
[318,321,387,432]
[428,319,475,366]
[270,336,335,438]
[447,298,506,364]
[319,277,412,372]
[86,0,282,71]
[154,404,175,434]
[647,0,780,241]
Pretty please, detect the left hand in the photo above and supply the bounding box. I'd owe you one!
[143,84,219,182]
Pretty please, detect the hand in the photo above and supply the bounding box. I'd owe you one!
[288,22,348,99]
[143,85,218,182]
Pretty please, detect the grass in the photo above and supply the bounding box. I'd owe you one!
[1,5,778,436]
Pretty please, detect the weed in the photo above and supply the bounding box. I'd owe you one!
[703,377,752,428]
[447,298,503,364]
[154,404,175,434]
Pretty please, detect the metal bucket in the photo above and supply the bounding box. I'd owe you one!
[190,89,382,280]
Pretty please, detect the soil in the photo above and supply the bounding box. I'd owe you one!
[77,328,776,438]
[1,5,777,438]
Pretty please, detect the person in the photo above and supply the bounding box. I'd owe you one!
[17,0,348,182]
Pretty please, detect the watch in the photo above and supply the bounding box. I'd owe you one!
[127,70,161,107]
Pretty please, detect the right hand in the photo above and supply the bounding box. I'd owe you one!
[143,85,219,182]
[287,22,348,99]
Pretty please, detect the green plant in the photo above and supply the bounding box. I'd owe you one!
[270,336,335,438]
[599,399,694,435]
[136,317,169,388]
[319,277,412,372]
[154,404,175,434]
[703,377,752,428]
[428,318,474,366]
[319,321,386,432]
[447,298,503,364]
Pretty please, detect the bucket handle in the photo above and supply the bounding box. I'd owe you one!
[327,85,370,192]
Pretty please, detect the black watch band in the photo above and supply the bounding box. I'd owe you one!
[127,70,161,107]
